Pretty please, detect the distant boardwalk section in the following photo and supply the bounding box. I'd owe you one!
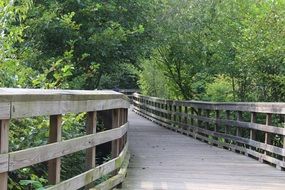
[122,93,285,190]
[122,107,285,190]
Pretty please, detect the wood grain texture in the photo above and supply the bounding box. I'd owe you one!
[135,106,285,158]
[134,99,285,135]
[112,108,121,181]
[48,115,62,185]
[134,93,285,170]
[0,120,9,190]
[0,103,10,120]
[46,143,128,190]
[91,153,130,190]
[0,88,130,119]
[86,112,97,170]
[133,93,285,114]
[123,110,285,190]
[9,123,128,171]
[0,154,8,173]
[11,99,129,118]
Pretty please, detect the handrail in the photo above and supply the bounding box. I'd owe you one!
[0,88,130,190]
[118,89,139,103]
[133,93,285,170]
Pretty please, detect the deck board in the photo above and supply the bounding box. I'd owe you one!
[121,109,285,190]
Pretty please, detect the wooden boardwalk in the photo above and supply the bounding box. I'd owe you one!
[121,110,285,190]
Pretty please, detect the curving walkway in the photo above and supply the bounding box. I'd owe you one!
[121,109,285,190]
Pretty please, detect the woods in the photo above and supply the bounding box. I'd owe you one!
[0,0,285,189]
[138,0,285,102]
[1,0,284,101]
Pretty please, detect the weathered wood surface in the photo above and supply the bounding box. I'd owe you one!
[0,120,9,190]
[0,88,130,189]
[122,110,285,190]
[0,88,129,118]
[46,143,129,190]
[133,93,285,170]
[133,93,285,114]
[8,123,128,171]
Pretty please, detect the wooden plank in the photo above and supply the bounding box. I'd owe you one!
[0,154,8,173]
[215,110,220,132]
[134,100,285,136]
[11,99,129,118]
[128,110,285,190]
[9,123,128,171]
[264,113,272,162]
[91,153,130,190]
[283,115,285,165]
[250,112,257,141]
[48,115,62,185]
[178,112,285,136]
[86,112,97,170]
[134,106,285,157]
[133,93,285,114]
[112,109,120,159]
[236,111,242,147]
[46,143,128,190]
[0,120,9,190]
[0,103,10,120]
[0,88,127,101]
[134,95,285,169]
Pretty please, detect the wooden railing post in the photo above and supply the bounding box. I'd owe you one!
[206,110,210,130]
[280,115,285,171]
[173,104,177,131]
[184,107,188,124]
[162,103,166,119]
[169,103,172,122]
[119,108,126,152]
[265,113,272,159]
[48,115,62,185]
[123,108,128,146]
[250,112,257,148]
[158,102,161,118]
[205,110,211,143]
[86,112,97,170]
[190,108,194,126]
[197,108,202,128]
[215,110,220,132]
[112,109,120,159]
[237,111,242,137]
[178,105,182,131]
[0,120,9,190]
[225,110,230,143]
[184,106,188,133]
[179,105,182,123]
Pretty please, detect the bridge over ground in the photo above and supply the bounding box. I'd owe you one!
[122,110,285,190]
[0,89,285,190]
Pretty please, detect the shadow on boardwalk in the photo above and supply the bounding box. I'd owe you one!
[121,110,285,190]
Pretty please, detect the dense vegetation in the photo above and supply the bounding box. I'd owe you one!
[138,0,285,102]
[1,0,284,189]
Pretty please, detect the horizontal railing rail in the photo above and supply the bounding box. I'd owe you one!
[118,89,139,103]
[0,88,130,190]
[133,93,285,170]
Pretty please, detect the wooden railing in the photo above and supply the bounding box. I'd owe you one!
[133,93,285,170]
[118,89,139,102]
[0,88,130,190]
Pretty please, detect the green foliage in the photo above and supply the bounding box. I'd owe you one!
[139,0,285,102]
[203,75,234,102]
[19,179,45,190]
[138,54,174,99]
